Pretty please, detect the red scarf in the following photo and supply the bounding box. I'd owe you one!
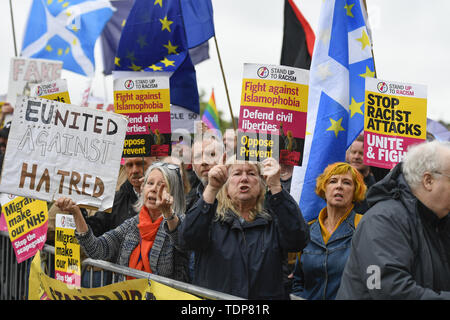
[127,207,163,279]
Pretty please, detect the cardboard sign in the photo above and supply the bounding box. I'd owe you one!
[7,57,62,107]
[237,63,309,165]
[30,79,71,104]
[55,214,81,287]
[0,96,128,211]
[170,104,199,134]
[364,78,427,169]
[113,76,171,158]
[0,193,48,263]
[29,251,202,300]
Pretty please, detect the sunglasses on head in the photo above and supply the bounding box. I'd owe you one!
[152,161,179,170]
[151,162,182,179]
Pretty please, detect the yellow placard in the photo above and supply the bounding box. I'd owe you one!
[364,91,427,139]
[54,214,81,286]
[40,91,71,104]
[29,251,202,300]
[114,88,171,113]
[2,197,48,242]
[240,79,308,112]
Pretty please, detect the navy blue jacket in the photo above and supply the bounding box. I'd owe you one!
[179,189,309,299]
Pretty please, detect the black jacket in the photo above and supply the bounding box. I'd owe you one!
[184,177,204,213]
[179,189,309,299]
[86,180,139,236]
[336,163,450,300]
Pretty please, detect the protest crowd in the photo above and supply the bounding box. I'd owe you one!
[1,0,450,303]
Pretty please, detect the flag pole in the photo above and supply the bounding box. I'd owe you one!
[362,0,377,77]
[213,35,237,132]
[9,0,18,57]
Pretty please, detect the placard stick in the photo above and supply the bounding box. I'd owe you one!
[213,35,236,132]
[9,0,18,57]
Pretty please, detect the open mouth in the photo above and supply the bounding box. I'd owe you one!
[334,193,344,200]
[239,185,250,192]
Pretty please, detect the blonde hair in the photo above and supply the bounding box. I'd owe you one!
[215,157,270,222]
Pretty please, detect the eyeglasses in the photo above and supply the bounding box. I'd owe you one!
[434,171,450,179]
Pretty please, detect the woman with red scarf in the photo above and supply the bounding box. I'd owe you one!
[56,162,189,283]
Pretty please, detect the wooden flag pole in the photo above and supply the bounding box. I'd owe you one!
[213,35,237,132]
[9,0,18,57]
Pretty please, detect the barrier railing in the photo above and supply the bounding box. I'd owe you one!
[0,230,55,300]
[1,230,243,300]
[82,258,244,300]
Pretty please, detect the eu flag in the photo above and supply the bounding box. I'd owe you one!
[290,0,375,221]
[114,0,211,114]
[21,0,114,77]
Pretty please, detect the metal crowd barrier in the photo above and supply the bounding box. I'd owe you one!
[0,230,243,300]
[0,230,55,300]
[82,258,243,300]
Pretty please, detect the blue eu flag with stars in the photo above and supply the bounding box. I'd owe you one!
[290,0,375,221]
[21,0,114,77]
[114,0,201,113]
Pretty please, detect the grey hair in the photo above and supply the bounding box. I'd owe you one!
[402,140,450,190]
[133,163,186,214]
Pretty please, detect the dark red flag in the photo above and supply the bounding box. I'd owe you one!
[280,0,315,69]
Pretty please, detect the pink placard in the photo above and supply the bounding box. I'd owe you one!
[364,131,425,169]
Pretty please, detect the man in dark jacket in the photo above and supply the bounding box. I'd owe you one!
[337,140,450,299]
[346,134,376,214]
[86,157,154,236]
[185,138,222,212]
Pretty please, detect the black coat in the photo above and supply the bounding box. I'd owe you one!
[337,163,450,299]
[179,189,309,299]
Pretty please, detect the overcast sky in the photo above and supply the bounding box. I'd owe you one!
[1,0,449,124]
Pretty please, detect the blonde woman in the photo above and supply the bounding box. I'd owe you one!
[179,157,309,299]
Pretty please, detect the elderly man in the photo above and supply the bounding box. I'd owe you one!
[222,128,236,163]
[346,135,376,213]
[86,157,155,236]
[185,137,223,212]
[337,140,450,299]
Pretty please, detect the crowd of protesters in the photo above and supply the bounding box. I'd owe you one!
[0,100,449,300]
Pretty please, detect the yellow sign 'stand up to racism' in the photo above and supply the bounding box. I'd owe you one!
[363,78,427,169]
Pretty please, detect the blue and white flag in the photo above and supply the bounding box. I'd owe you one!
[21,0,114,76]
[290,0,375,222]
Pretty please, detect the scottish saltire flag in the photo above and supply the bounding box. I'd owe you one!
[21,0,114,76]
[202,89,221,132]
[114,0,214,114]
[290,0,375,221]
